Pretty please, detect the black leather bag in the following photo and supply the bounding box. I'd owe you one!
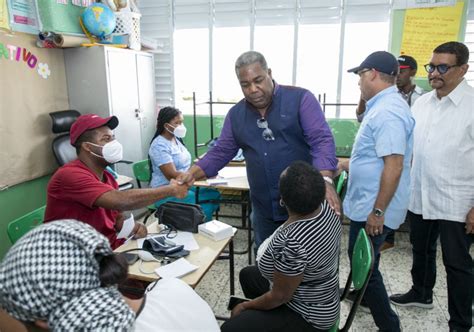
[155,201,205,233]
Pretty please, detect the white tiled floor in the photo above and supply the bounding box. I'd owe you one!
[194,204,473,331]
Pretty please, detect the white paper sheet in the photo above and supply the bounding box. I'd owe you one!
[155,258,198,278]
[217,167,247,179]
[206,178,228,185]
[117,214,135,239]
[170,232,199,251]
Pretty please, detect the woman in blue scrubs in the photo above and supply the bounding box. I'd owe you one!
[149,107,220,221]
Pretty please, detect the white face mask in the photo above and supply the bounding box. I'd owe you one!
[88,140,123,164]
[166,123,187,138]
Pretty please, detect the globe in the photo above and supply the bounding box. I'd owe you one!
[81,3,116,40]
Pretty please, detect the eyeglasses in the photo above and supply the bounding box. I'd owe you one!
[357,68,372,76]
[424,63,459,75]
[257,118,275,141]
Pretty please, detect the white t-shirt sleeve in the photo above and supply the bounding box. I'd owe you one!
[133,278,219,332]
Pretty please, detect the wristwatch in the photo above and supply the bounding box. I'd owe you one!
[323,176,333,185]
[373,208,385,217]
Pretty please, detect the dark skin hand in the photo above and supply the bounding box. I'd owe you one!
[115,214,148,239]
[365,154,403,236]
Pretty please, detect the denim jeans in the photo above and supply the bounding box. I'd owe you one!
[250,204,285,249]
[349,221,400,332]
[408,211,473,332]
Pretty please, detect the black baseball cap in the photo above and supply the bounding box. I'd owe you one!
[348,51,399,76]
[398,55,417,70]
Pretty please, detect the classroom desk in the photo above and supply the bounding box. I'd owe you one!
[194,166,252,264]
[115,222,235,294]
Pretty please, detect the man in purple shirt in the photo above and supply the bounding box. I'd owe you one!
[179,51,338,248]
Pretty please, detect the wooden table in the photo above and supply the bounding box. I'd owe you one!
[194,166,252,264]
[115,222,235,294]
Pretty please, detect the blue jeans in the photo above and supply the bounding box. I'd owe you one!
[349,221,400,332]
[251,204,285,249]
[408,211,473,332]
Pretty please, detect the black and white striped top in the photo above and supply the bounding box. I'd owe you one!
[257,200,342,330]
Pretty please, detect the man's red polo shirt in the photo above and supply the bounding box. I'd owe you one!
[44,159,124,249]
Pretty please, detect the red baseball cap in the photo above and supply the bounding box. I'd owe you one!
[70,114,119,146]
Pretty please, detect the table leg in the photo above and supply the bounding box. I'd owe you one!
[195,186,200,204]
[229,238,235,295]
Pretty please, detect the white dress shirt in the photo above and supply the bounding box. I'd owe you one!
[409,79,474,223]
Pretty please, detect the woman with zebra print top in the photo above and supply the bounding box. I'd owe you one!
[222,161,342,332]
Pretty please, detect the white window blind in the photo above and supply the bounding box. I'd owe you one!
[174,0,210,29]
[140,0,175,108]
[254,0,296,26]
[214,0,251,27]
[346,0,392,23]
[299,0,342,24]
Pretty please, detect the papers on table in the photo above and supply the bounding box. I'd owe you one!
[206,178,228,185]
[171,231,199,251]
[155,258,198,278]
[117,214,135,239]
[217,167,246,179]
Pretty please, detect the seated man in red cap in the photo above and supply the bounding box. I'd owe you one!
[45,114,189,249]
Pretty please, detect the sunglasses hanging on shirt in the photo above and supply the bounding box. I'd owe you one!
[257,118,275,141]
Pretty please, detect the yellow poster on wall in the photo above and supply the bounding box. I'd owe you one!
[400,2,464,78]
[0,0,10,30]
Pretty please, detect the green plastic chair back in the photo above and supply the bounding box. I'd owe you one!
[329,229,374,332]
[132,159,156,223]
[327,119,360,157]
[336,170,347,196]
[352,228,373,290]
[132,159,151,188]
[7,206,46,244]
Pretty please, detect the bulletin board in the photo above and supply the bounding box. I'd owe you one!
[390,0,469,87]
[0,31,69,188]
[0,0,9,30]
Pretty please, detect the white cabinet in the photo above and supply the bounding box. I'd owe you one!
[64,47,156,177]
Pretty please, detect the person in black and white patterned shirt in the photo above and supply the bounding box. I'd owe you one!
[222,161,342,332]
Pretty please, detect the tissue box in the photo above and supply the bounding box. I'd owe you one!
[198,220,233,241]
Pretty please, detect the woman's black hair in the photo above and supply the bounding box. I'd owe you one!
[279,161,326,215]
[150,106,182,145]
[98,254,129,287]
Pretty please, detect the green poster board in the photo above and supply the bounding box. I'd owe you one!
[37,0,87,35]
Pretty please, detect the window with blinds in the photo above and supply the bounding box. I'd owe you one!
[140,0,472,118]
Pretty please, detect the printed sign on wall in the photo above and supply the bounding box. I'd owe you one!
[400,2,464,78]
[7,0,39,34]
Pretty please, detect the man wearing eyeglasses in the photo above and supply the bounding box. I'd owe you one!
[344,51,415,332]
[178,51,338,249]
[351,55,426,253]
[390,41,473,332]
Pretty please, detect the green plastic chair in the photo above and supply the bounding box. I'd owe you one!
[329,228,374,332]
[327,119,360,158]
[132,159,157,224]
[336,170,348,196]
[7,206,46,244]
